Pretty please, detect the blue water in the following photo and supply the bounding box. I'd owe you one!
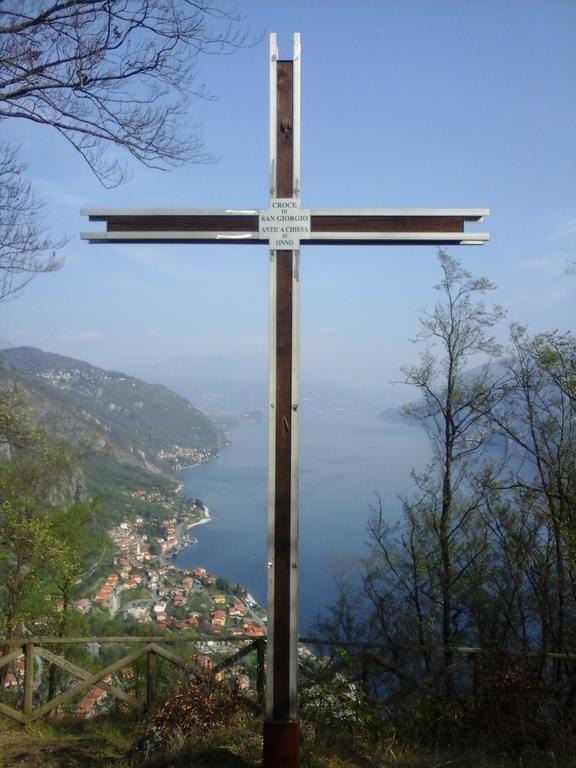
[175,407,429,632]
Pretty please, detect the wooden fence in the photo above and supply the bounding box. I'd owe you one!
[2,634,575,725]
[300,637,576,713]
[0,634,265,724]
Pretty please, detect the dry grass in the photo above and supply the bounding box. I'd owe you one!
[1,709,575,768]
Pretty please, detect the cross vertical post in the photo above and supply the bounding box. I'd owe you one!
[264,32,301,765]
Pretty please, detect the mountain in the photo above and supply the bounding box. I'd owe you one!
[0,347,226,523]
[123,354,268,415]
[2,346,224,460]
[376,405,417,426]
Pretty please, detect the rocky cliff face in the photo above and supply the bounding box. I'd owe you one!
[46,466,89,506]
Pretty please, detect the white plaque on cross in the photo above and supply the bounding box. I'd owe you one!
[259,199,311,250]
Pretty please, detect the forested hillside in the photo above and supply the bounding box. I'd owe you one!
[2,347,224,464]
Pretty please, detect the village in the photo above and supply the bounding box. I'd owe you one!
[2,492,267,716]
[81,495,267,639]
[157,444,216,472]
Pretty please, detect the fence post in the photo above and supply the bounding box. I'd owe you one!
[23,642,34,717]
[361,652,370,699]
[471,652,479,705]
[256,639,266,710]
[146,649,156,712]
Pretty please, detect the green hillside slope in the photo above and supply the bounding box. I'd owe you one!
[0,347,226,527]
[2,347,225,469]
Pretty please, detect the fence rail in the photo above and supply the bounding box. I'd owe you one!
[300,637,576,660]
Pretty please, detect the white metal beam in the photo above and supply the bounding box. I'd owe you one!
[80,231,489,245]
[81,207,489,220]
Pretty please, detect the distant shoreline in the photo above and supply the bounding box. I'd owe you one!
[188,505,211,530]
[159,502,211,566]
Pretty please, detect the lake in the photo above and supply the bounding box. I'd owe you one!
[175,406,429,632]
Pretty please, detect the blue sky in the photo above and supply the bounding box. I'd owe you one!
[1,1,575,408]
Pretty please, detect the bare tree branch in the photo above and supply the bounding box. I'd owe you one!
[0,142,63,300]
[0,0,252,183]
[0,1,252,299]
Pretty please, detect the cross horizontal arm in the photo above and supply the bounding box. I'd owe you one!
[305,208,489,245]
[81,208,260,245]
[80,208,489,246]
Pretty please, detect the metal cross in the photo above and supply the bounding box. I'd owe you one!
[81,33,489,768]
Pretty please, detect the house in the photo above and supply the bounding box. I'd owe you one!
[211,609,226,628]
[75,686,107,716]
[194,654,212,670]
[125,606,148,622]
[236,674,250,692]
[243,621,265,637]
[1,658,25,689]
[3,672,18,688]
[74,674,112,716]
[74,599,92,615]
[147,570,160,587]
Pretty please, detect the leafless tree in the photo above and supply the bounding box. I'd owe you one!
[480,326,576,679]
[0,142,62,299]
[400,250,504,690]
[0,0,250,298]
